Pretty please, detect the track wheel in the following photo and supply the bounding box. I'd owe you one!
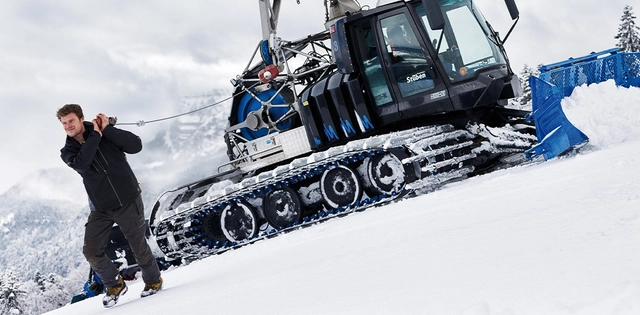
[320,165,362,209]
[203,212,227,242]
[263,186,303,229]
[220,201,258,242]
[365,152,406,195]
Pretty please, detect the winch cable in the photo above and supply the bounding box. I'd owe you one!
[117,82,261,127]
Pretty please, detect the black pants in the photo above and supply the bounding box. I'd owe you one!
[83,195,161,287]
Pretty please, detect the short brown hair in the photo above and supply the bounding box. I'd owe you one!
[56,104,84,120]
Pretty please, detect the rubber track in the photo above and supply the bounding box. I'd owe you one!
[152,124,532,261]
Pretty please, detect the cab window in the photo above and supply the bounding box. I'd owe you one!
[417,2,507,82]
[353,21,393,106]
[381,14,436,97]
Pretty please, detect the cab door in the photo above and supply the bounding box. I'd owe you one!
[378,8,454,119]
[349,17,401,125]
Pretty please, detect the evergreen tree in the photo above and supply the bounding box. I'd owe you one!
[40,274,68,310]
[15,272,71,315]
[34,272,46,292]
[517,64,541,107]
[0,269,75,315]
[0,270,24,315]
[615,5,640,52]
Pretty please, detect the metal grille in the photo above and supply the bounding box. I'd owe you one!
[623,53,640,87]
[538,49,640,97]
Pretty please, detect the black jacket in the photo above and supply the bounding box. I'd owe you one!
[61,121,142,212]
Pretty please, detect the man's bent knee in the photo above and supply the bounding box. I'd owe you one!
[83,244,106,263]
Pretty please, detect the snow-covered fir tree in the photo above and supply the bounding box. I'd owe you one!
[615,5,640,52]
[0,269,81,315]
[517,64,541,107]
[0,270,24,315]
[19,272,71,314]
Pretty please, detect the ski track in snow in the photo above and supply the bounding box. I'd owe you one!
[47,81,640,314]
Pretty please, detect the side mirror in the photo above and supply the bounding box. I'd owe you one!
[422,0,444,30]
[504,0,519,20]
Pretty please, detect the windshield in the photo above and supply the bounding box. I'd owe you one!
[417,0,506,82]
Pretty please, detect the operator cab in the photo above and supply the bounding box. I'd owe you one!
[342,0,517,126]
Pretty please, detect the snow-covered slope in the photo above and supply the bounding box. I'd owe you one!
[46,81,640,315]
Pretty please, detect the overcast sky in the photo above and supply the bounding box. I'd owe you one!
[0,0,632,193]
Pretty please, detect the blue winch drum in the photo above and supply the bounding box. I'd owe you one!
[237,88,293,140]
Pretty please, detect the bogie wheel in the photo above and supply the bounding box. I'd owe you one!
[263,186,303,229]
[365,152,406,195]
[220,201,258,242]
[320,165,362,209]
[203,212,228,242]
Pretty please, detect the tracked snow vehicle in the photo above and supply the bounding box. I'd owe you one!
[149,0,540,261]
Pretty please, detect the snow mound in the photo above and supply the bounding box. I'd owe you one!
[563,80,640,150]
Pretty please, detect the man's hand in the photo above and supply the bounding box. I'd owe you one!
[96,113,110,129]
[92,112,111,136]
[91,118,103,137]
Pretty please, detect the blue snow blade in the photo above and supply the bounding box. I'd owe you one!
[525,48,640,160]
[524,77,588,160]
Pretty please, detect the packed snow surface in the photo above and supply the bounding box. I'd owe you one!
[48,81,640,314]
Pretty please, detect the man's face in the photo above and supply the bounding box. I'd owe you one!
[60,113,85,139]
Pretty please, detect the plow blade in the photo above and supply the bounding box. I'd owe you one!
[526,48,640,160]
[524,76,588,160]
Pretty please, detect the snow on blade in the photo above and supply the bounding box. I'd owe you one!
[563,80,640,150]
